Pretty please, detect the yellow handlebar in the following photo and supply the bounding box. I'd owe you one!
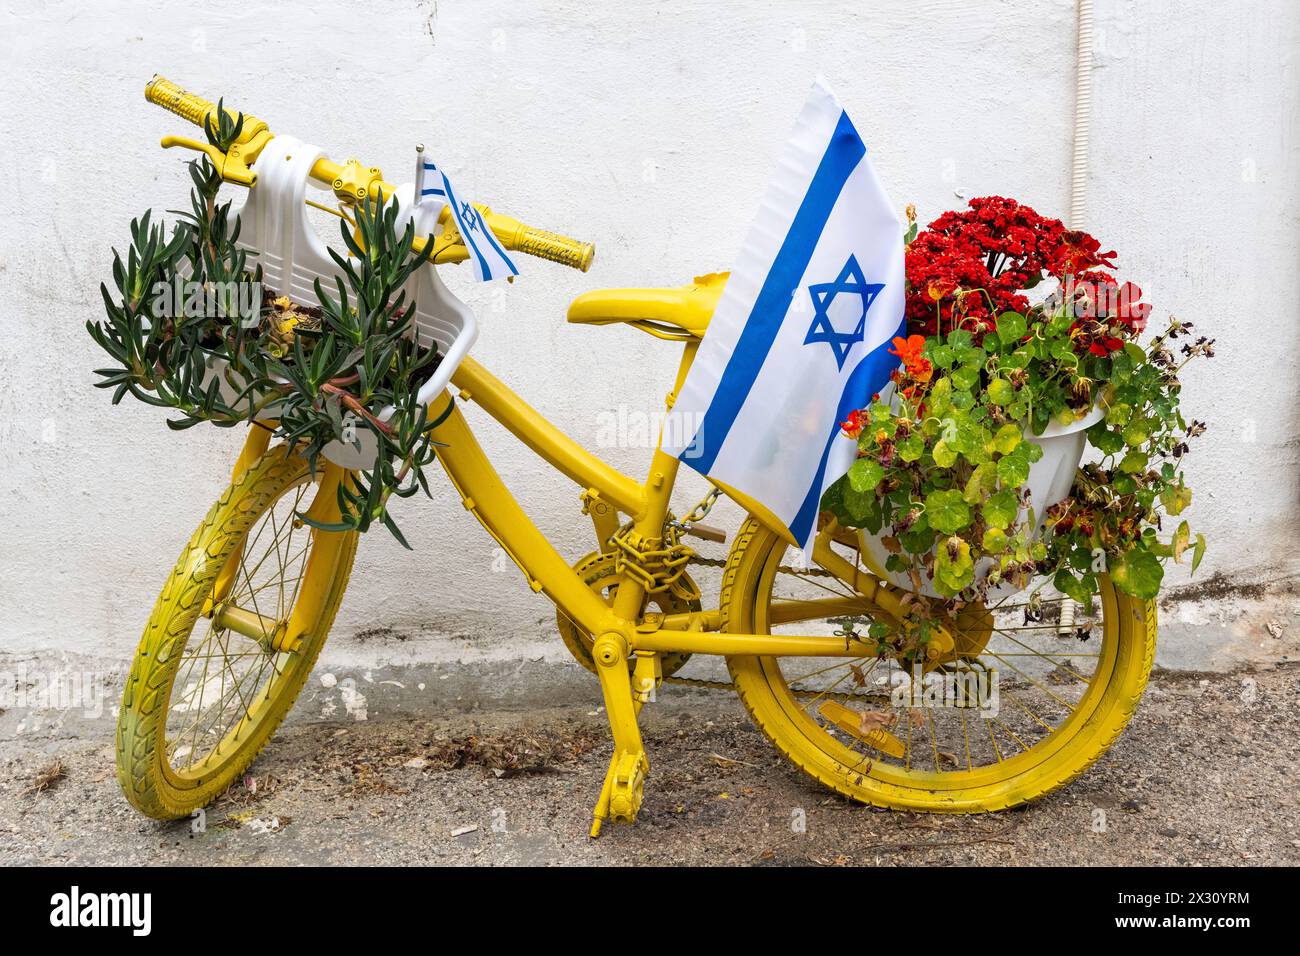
[144,75,219,127]
[520,226,596,272]
[143,75,595,273]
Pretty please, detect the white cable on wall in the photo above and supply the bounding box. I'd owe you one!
[1070,0,1094,230]
[1057,0,1094,631]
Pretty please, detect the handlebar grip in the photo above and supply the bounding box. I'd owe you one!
[514,226,595,273]
[144,75,216,127]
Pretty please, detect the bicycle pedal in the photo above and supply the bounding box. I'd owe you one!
[608,751,647,823]
[683,523,727,544]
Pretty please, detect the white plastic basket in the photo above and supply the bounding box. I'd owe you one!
[217,133,477,468]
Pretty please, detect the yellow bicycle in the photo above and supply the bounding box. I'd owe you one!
[118,78,1157,834]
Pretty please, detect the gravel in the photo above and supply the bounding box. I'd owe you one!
[1,663,1296,866]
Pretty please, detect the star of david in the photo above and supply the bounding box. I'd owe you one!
[460,201,482,233]
[802,254,885,370]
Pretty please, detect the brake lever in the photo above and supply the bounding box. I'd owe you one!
[160,122,273,188]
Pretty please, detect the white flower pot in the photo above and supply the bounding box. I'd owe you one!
[858,403,1106,600]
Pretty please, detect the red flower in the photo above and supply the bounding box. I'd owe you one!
[905,197,1076,342]
[1054,230,1117,276]
[904,197,1147,356]
[1114,282,1151,332]
[1086,336,1125,357]
[840,408,866,438]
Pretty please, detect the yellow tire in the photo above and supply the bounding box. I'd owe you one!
[720,518,1156,812]
[116,446,358,819]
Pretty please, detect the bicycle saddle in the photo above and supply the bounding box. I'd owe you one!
[566,272,727,341]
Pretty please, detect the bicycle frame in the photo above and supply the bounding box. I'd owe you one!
[421,349,905,660]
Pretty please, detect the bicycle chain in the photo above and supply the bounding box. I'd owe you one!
[687,554,835,578]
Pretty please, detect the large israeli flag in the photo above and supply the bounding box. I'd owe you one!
[415,153,520,282]
[661,79,905,551]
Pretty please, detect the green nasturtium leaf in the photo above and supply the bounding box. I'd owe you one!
[1110,547,1164,600]
[841,484,875,526]
[932,439,957,468]
[1171,520,1191,563]
[983,489,1019,530]
[1003,348,1033,370]
[929,343,955,368]
[934,536,974,596]
[1119,449,1148,474]
[987,378,1015,406]
[1122,420,1151,445]
[1161,482,1192,515]
[1088,423,1125,456]
[995,311,1027,344]
[982,527,1008,552]
[949,389,976,411]
[948,416,981,455]
[1054,568,1093,605]
[925,488,972,534]
[951,365,980,391]
[996,447,1031,486]
[928,377,952,413]
[1191,534,1207,573]
[848,457,885,493]
[896,434,925,462]
[964,462,997,503]
[1113,473,1138,495]
[899,523,935,554]
[992,423,1022,455]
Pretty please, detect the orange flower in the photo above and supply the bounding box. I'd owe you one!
[926,278,957,302]
[889,334,933,384]
[840,408,866,438]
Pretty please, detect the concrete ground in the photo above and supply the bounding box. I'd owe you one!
[1,656,1296,866]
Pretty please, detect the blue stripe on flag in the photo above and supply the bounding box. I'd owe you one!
[419,158,517,279]
[684,110,865,474]
[440,174,493,279]
[473,209,519,276]
[786,316,905,547]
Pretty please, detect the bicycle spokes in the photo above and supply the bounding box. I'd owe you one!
[762,538,1107,778]
[165,481,311,776]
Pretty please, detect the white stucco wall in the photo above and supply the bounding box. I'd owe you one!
[1,0,1297,660]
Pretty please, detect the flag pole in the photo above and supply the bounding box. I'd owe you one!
[413,143,426,209]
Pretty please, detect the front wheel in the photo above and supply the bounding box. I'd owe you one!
[720,518,1156,812]
[116,446,358,819]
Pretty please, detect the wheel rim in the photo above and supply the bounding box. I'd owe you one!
[744,531,1124,792]
[161,475,321,785]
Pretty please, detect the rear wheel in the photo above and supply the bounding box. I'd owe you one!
[720,518,1156,812]
[116,446,358,819]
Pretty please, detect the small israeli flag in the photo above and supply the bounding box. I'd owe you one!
[414,150,519,282]
[661,79,905,551]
